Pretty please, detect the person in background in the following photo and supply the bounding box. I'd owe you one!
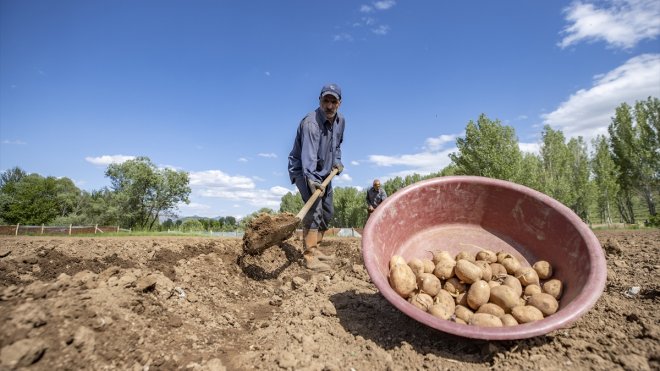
[288,83,345,272]
[366,179,387,217]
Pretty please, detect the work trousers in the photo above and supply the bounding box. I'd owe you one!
[294,176,334,231]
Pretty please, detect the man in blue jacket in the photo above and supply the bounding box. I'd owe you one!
[288,83,345,272]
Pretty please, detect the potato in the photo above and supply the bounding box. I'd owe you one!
[474,260,493,281]
[429,303,453,320]
[455,292,468,306]
[524,284,542,297]
[511,305,544,323]
[408,258,426,277]
[476,303,505,317]
[476,249,497,263]
[533,260,553,279]
[488,280,501,289]
[543,279,563,300]
[434,289,456,314]
[490,262,508,277]
[455,251,475,262]
[433,260,456,280]
[389,263,417,298]
[503,275,523,297]
[443,277,466,295]
[528,293,559,316]
[455,259,482,284]
[500,314,519,326]
[496,251,510,264]
[409,292,434,312]
[422,259,435,274]
[454,305,474,323]
[431,251,455,265]
[417,273,441,297]
[489,285,520,313]
[517,267,540,286]
[389,255,406,271]
[501,256,522,275]
[467,280,490,310]
[469,313,503,327]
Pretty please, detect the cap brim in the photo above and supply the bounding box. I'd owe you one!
[321,92,340,99]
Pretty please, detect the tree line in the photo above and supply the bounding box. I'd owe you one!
[1,97,657,230]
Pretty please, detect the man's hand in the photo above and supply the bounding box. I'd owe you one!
[333,164,344,174]
[308,178,325,196]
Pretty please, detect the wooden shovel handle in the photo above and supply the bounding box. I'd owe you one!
[295,168,339,220]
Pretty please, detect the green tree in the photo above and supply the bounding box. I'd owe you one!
[0,174,60,224]
[279,191,304,214]
[633,97,659,218]
[449,114,523,181]
[181,219,204,232]
[518,153,544,191]
[567,137,593,221]
[539,126,575,209]
[608,103,638,224]
[591,135,620,225]
[332,187,367,228]
[105,157,191,230]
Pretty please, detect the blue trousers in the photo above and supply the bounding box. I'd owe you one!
[294,176,334,231]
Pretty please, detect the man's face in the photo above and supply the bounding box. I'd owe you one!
[374,181,381,189]
[320,95,341,121]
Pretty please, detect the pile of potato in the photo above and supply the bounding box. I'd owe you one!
[388,249,563,327]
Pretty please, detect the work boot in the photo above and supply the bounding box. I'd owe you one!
[302,228,332,272]
[312,247,336,261]
[303,253,331,272]
[303,228,318,250]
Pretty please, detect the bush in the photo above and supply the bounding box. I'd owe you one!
[181,219,204,232]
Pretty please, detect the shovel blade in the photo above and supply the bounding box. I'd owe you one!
[242,213,300,255]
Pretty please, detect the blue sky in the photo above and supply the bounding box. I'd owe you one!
[1,0,659,219]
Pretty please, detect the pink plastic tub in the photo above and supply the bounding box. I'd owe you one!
[362,176,607,340]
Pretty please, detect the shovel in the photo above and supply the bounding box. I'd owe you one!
[242,168,339,255]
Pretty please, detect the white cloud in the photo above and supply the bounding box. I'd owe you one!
[374,0,396,10]
[189,170,254,189]
[367,132,460,177]
[424,134,457,151]
[1,139,26,145]
[238,157,248,162]
[372,25,390,35]
[519,142,541,154]
[351,160,360,166]
[336,173,353,183]
[333,33,354,42]
[360,5,373,13]
[542,53,660,143]
[189,170,292,209]
[85,155,135,166]
[559,0,660,49]
[258,153,277,158]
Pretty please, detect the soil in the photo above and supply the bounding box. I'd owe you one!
[242,213,299,256]
[0,229,658,370]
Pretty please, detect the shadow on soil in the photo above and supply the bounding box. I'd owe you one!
[237,242,303,281]
[329,290,553,364]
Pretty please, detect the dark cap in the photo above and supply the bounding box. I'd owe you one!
[320,83,341,100]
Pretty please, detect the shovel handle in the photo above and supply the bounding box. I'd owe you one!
[296,168,339,220]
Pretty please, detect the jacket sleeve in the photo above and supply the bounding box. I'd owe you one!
[300,121,322,183]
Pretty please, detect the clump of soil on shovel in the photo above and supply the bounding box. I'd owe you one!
[242,212,300,255]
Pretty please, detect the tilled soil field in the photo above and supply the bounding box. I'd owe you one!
[0,229,658,370]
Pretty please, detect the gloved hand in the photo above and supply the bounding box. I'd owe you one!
[308,178,325,196]
[333,163,344,175]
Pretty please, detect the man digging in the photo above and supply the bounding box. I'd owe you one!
[287,83,345,272]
